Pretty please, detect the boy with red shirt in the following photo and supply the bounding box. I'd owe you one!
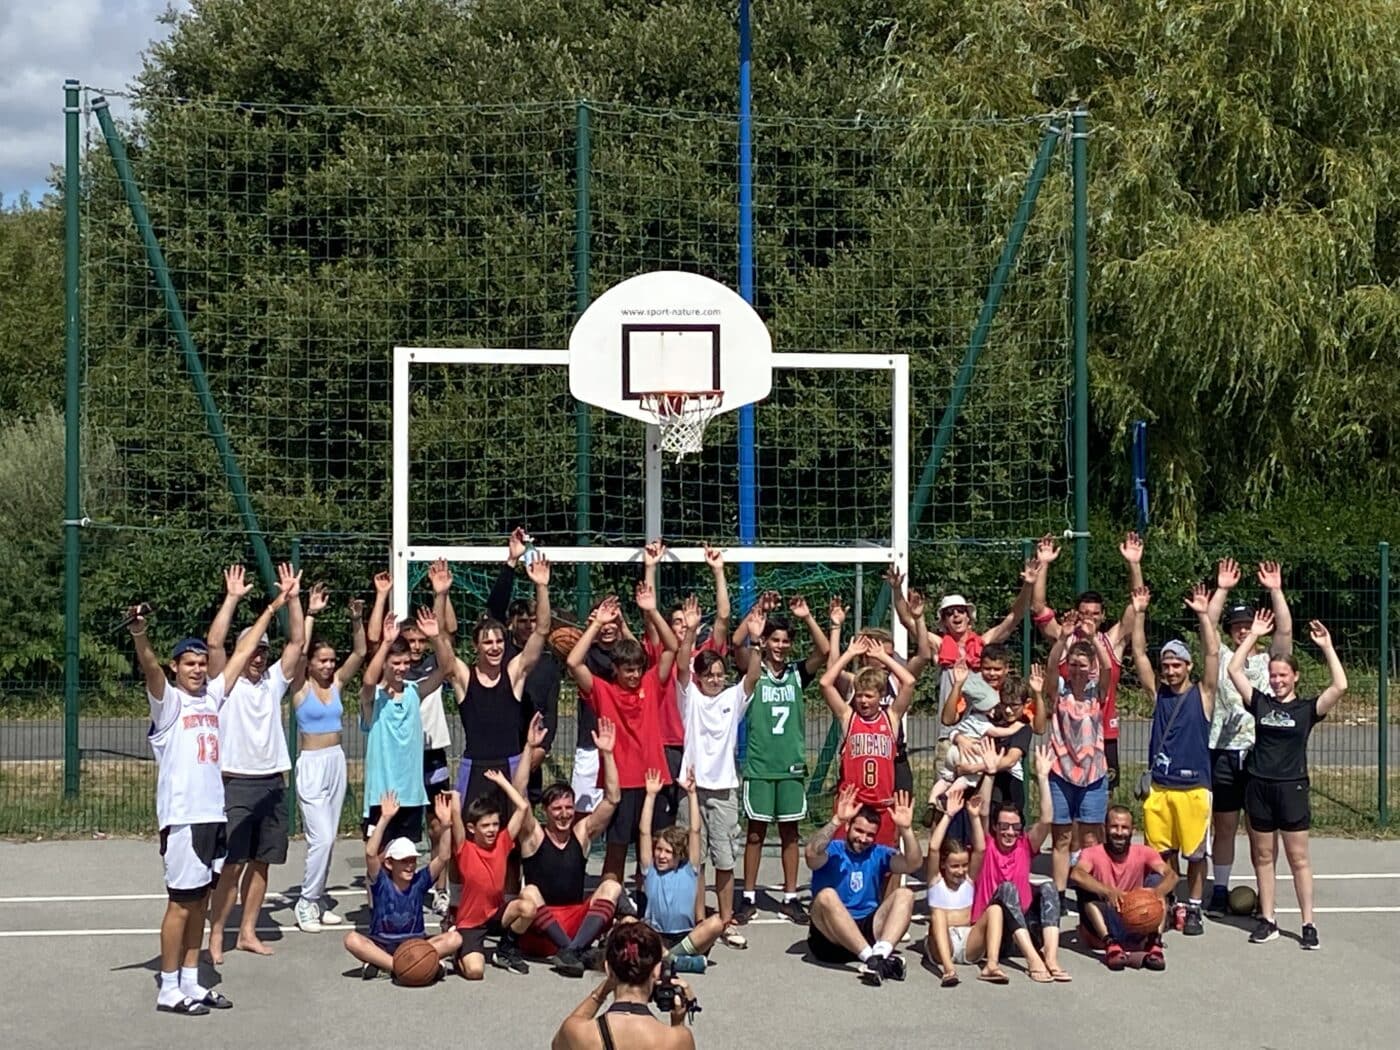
[1071,805,1174,971]
[451,766,539,979]
[566,587,679,885]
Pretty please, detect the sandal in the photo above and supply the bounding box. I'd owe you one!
[978,968,1010,985]
[940,971,960,988]
[721,925,749,950]
[156,997,210,1016]
[195,991,233,1010]
[1028,969,1054,984]
[1048,967,1074,983]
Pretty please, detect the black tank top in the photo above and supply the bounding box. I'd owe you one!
[460,666,520,760]
[522,831,586,906]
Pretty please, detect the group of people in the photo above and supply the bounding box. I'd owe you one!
[131,528,1346,1022]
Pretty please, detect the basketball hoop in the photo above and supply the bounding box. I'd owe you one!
[637,390,724,460]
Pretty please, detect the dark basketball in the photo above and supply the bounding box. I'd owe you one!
[1118,888,1166,935]
[392,939,441,986]
[1228,885,1258,916]
[550,625,583,659]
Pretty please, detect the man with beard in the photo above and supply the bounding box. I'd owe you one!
[1071,806,1174,971]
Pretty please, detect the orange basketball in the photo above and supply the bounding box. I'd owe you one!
[550,625,583,659]
[1118,888,1166,936]
[392,939,441,986]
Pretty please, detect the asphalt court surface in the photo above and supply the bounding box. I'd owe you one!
[4,837,1400,1049]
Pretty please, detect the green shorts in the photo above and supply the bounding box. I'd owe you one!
[742,777,807,824]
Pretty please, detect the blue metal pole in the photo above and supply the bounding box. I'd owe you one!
[737,0,756,614]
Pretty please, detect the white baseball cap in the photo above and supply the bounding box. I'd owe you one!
[237,626,271,648]
[383,837,419,861]
[938,594,972,614]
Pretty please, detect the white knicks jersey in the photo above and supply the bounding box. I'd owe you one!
[149,680,228,829]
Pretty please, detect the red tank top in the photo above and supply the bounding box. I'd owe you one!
[840,709,896,808]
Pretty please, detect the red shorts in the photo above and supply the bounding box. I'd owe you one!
[518,900,591,958]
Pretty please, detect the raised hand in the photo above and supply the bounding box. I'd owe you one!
[348,597,365,620]
[415,606,439,637]
[681,594,703,632]
[1037,533,1061,565]
[883,565,906,593]
[483,767,508,788]
[1308,619,1334,649]
[635,580,657,612]
[1250,608,1275,637]
[592,716,616,754]
[433,792,453,827]
[760,590,783,613]
[746,606,767,639]
[890,791,915,830]
[703,544,724,569]
[126,603,150,636]
[944,783,967,817]
[373,570,392,596]
[680,767,697,794]
[427,558,454,595]
[979,735,1000,774]
[525,552,551,585]
[833,783,860,825]
[1257,561,1283,591]
[224,564,253,599]
[644,767,664,797]
[965,788,984,817]
[1119,531,1144,564]
[951,656,969,685]
[527,711,549,750]
[828,596,847,628]
[851,634,878,658]
[307,582,330,616]
[1059,608,1081,635]
[382,612,400,644]
[1033,743,1053,779]
[593,595,622,625]
[1021,557,1042,585]
[1027,661,1045,695]
[1216,558,1242,591]
[277,561,302,599]
[508,526,528,564]
[1130,585,1151,614]
[788,594,811,619]
[643,538,667,567]
[907,589,926,620]
[1184,582,1211,615]
[379,790,400,820]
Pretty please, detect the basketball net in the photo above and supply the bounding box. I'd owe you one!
[638,390,723,461]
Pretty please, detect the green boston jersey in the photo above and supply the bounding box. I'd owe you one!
[743,661,813,779]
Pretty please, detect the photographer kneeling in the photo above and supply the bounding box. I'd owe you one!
[552,920,698,1050]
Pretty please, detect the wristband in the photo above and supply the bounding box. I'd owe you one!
[1032,606,1057,627]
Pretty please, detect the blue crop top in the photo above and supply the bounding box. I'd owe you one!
[296,683,344,734]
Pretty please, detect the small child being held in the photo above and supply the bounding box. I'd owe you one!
[640,767,725,972]
[343,790,458,980]
[927,660,1026,810]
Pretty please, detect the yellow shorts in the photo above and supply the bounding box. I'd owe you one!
[1143,785,1210,860]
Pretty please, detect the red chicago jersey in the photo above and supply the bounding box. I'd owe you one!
[839,709,896,808]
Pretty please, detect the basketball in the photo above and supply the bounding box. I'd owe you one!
[392,939,441,986]
[1228,885,1259,916]
[550,624,583,659]
[1118,888,1166,935]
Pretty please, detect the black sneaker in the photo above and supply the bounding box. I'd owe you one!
[778,897,810,926]
[1206,885,1229,916]
[1300,923,1320,951]
[880,954,906,982]
[858,959,884,986]
[1182,905,1204,936]
[553,948,586,978]
[1249,917,1279,943]
[360,963,380,981]
[614,893,639,919]
[580,946,605,972]
[733,899,758,925]
[491,943,530,975]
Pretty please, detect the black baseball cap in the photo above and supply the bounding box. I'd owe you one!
[1225,605,1254,626]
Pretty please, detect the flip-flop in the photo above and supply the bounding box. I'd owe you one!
[156,997,210,1016]
[1048,968,1074,983]
[940,972,960,988]
[195,991,233,1010]
[978,969,1010,985]
[721,926,749,950]
[1028,969,1054,984]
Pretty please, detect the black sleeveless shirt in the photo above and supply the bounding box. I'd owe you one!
[522,831,586,906]
[459,666,521,760]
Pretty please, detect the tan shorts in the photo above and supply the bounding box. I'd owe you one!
[680,786,741,870]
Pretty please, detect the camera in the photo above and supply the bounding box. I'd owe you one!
[651,962,700,1020]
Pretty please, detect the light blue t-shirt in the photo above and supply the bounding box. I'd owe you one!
[362,682,428,815]
[644,862,700,935]
[810,840,896,921]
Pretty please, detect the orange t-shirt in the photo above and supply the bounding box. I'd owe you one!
[454,828,513,930]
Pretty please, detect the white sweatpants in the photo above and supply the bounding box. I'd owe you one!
[296,745,347,903]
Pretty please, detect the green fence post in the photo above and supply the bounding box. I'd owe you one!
[871,117,1065,625]
[286,536,301,837]
[62,79,83,799]
[1380,541,1390,827]
[90,96,277,596]
[1021,538,1034,787]
[574,100,593,621]
[1071,106,1090,594]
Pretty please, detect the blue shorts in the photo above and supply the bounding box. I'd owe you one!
[1048,773,1108,825]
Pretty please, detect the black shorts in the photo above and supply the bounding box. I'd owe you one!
[223,773,289,865]
[661,744,686,814]
[1104,738,1120,790]
[991,773,1025,819]
[1244,777,1310,833]
[607,786,677,847]
[456,904,509,957]
[424,747,451,800]
[807,912,876,964]
[1211,749,1251,813]
[893,755,914,796]
[364,804,425,843]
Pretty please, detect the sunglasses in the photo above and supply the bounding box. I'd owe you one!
[995,822,1023,832]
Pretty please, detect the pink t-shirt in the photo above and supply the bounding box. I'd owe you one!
[1077,843,1160,892]
[972,835,1033,921]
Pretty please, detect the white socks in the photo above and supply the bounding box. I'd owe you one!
[180,964,208,1001]
[157,971,184,1007]
[858,946,874,962]
[872,940,893,958]
[743,891,756,904]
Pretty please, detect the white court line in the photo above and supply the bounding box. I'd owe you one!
[7,873,1400,905]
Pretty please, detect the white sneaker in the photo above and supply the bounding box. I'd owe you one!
[295,899,322,933]
[431,890,450,918]
[317,906,344,927]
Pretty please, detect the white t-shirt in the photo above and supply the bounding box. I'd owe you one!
[1213,646,1269,750]
[679,680,752,790]
[406,659,453,750]
[149,679,228,828]
[217,661,293,775]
